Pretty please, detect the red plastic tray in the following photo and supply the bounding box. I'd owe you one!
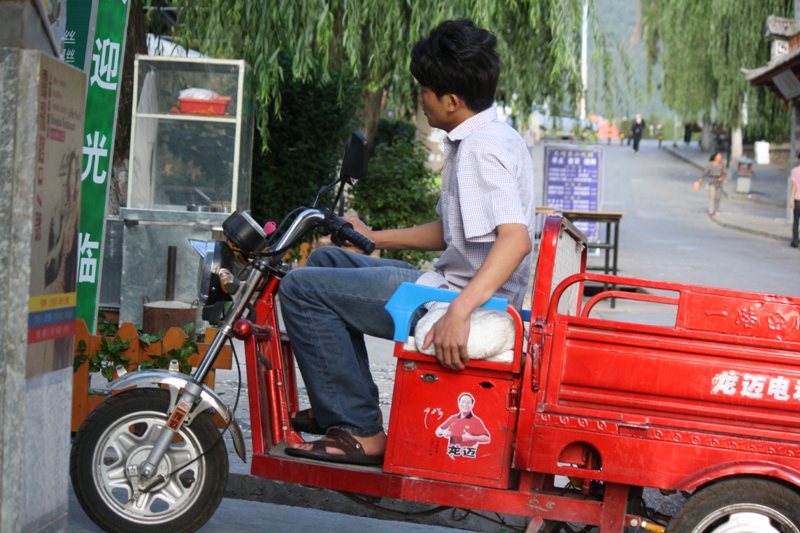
[177,96,232,115]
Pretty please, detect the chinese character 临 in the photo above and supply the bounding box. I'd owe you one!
[82,132,108,184]
[90,38,120,90]
[78,233,100,283]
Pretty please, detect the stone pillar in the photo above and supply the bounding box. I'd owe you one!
[1,12,86,530]
[0,47,31,533]
[1,46,86,533]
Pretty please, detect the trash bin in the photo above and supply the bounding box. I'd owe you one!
[754,141,770,165]
[736,156,754,194]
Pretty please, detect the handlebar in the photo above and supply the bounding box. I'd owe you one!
[265,208,375,267]
[337,224,376,255]
[328,214,376,255]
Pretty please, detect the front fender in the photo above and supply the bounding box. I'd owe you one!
[110,369,247,463]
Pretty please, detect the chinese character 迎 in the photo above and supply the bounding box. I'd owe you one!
[90,38,120,90]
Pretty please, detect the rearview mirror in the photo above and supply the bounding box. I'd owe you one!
[340,131,368,185]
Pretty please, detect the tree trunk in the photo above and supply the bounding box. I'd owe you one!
[701,121,711,152]
[731,126,743,163]
[358,88,385,154]
[110,0,148,214]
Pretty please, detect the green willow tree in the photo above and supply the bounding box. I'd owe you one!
[641,0,793,156]
[169,0,614,142]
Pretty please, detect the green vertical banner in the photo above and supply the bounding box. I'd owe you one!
[64,0,98,71]
[76,0,131,332]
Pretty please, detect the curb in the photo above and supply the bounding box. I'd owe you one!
[708,215,791,243]
[662,146,705,171]
[725,191,784,209]
[223,473,499,531]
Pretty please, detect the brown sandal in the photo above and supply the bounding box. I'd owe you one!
[285,428,384,466]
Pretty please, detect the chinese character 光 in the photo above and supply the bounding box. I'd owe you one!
[82,132,108,184]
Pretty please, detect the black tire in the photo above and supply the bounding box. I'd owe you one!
[666,478,800,533]
[70,388,228,533]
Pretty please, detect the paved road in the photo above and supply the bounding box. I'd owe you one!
[532,139,798,296]
[601,141,797,295]
[70,138,798,532]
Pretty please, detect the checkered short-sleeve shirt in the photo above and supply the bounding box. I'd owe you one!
[416,107,536,310]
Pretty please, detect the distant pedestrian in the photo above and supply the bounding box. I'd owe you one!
[790,153,800,248]
[694,152,726,216]
[684,124,692,146]
[631,113,645,154]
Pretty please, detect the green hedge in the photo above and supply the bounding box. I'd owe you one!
[250,56,362,229]
[352,119,439,268]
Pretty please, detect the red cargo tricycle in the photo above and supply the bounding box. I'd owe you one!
[71,132,800,532]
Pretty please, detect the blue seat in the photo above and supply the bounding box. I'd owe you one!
[384,282,530,342]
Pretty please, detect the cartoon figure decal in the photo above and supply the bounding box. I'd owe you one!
[435,393,491,458]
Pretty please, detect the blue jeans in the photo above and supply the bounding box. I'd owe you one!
[279,247,422,437]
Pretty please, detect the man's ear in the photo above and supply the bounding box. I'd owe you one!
[446,93,467,113]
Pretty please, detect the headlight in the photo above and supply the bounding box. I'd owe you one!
[190,240,236,304]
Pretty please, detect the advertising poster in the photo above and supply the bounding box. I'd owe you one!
[543,145,603,241]
[27,54,86,378]
[43,0,68,52]
[76,0,130,332]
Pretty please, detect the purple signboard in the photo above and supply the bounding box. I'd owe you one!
[543,145,603,240]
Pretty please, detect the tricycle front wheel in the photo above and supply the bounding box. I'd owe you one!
[666,478,800,533]
[70,388,228,533]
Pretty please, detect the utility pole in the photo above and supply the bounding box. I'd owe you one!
[580,0,588,121]
[791,0,800,221]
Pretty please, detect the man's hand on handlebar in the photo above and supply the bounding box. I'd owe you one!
[341,215,378,248]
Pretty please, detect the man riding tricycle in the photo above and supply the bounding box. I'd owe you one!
[71,19,800,533]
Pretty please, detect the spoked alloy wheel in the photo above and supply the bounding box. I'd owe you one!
[666,479,800,533]
[70,388,228,533]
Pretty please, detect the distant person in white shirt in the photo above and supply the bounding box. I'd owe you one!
[790,153,800,248]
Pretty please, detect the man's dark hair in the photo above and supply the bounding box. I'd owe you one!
[410,19,501,112]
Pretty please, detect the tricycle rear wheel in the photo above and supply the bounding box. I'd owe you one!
[665,478,800,533]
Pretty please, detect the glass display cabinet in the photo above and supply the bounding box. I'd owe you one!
[117,56,254,327]
[127,56,254,212]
